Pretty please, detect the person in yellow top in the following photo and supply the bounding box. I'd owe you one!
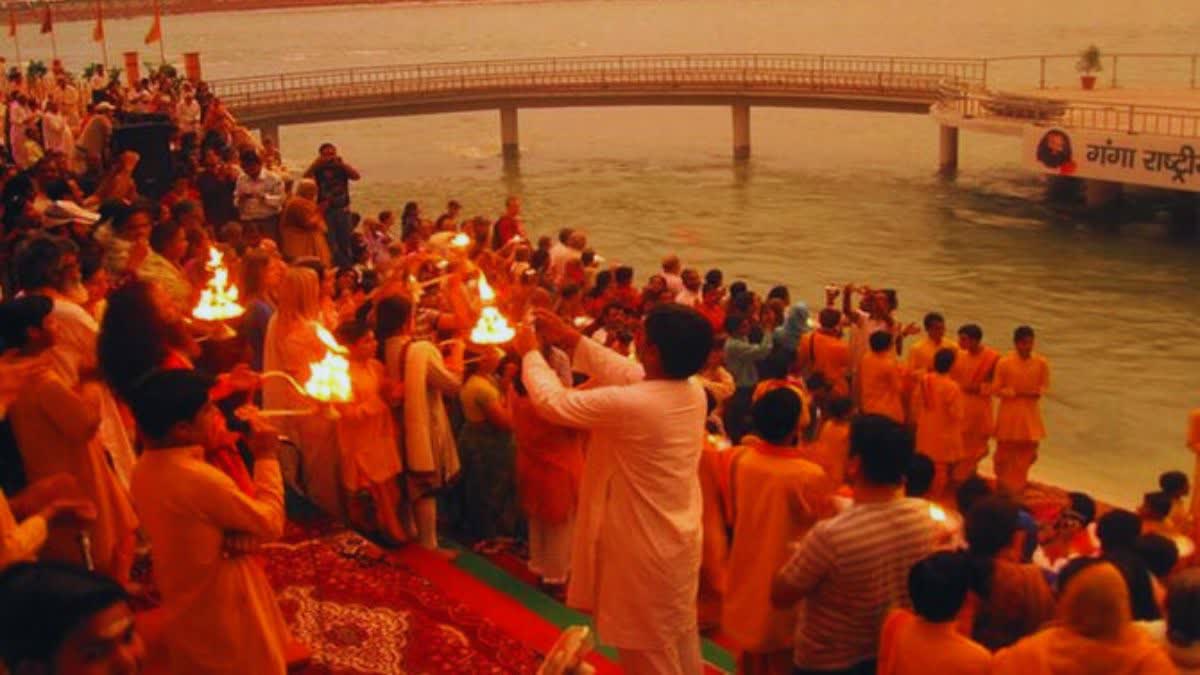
[906,312,958,375]
[951,324,999,482]
[796,308,851,398]
[810,397,853,486]
[723,388,832,675]
[859,331,908,424]
[911,349,965,501]
[992,326,1050,496]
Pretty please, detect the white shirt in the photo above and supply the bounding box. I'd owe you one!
[662,272,684,298]
[234,171,285,221]
[176,98,201,133]
[676,288,700,307]
[548,242,581,284]
[522,338,705,649]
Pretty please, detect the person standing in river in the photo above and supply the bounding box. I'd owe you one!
[992,326,1050,496]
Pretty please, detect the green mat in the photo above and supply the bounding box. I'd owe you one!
[451,546,735,672]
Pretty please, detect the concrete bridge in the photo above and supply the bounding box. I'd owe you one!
[209,53,988,161]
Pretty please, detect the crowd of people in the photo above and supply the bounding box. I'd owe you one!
[0,56,1199,675]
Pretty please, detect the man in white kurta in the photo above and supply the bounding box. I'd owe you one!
[128,370,289,675]
[516,306,714,675]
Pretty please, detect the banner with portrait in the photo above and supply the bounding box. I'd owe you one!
[1023,126,1200,193]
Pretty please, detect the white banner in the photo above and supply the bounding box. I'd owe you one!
[1023,126,1200,193]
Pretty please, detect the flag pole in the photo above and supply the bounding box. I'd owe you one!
[96,0,107,68]
[13,17,20,65]
[48,6,57,60]
[155,0,165,64]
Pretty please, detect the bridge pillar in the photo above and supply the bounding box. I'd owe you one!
[732,104,751,160]
[258,123,280,154]
[938,125,959,176]
[500,107,520,161]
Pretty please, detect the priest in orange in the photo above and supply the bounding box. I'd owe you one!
[859,330,907,424]
[910,349,965,501]
[723,388,832,675]
[951,324,999,482]
[906,312,958,375]
[992,326,1050,496]
[796,308,850,398]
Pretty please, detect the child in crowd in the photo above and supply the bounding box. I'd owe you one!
[335,320,407,544]
[1161,470,1194,535]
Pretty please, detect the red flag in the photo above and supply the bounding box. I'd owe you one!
[40,5,52,35]
[7,8,15,38]
[143,0,161,45]
[92,0,104,42]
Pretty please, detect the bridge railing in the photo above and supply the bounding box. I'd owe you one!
[936,83,1200,138]
[210,53,988,114]
[981,53,1200,90]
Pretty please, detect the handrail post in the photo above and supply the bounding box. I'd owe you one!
[1039,56,1045,89]
[981,59,988,88]
[1111,55,1119,88]
[1128,104,1135,134]
[1192,54,1197,89]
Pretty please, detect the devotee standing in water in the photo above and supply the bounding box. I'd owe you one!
[515,305,713,675]
[723,388,832,675]
[129,370,289,675]
[951,324,998,482]
[992,326,1049,496]
[906,312,957,374]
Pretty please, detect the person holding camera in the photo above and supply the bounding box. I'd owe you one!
[303,142,361,268]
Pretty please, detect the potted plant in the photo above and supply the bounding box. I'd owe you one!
[1076,45,1102,90]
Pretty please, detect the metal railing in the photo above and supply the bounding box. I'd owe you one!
[981,52,1200,90]
[936,83,1200,138]
[209,53,989,118]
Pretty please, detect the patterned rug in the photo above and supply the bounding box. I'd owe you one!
[261,521,544,674]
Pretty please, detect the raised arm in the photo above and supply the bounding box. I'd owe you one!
[521,349,628,431]
[199,430,285,541]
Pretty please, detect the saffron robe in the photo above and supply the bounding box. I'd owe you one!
[993,352,1050,442]
[723,441,831,654]
[905,336,959,374]
[797,331,851,397]
[951,346,999,446]
[859,350,907,424]
[522,338,705,651]
[131,446,288,675]
[911,372,966,464]
[878,609,990,675]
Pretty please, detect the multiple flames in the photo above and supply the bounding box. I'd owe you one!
[470,275,515,345]
[305,325,352,403]
[192,248,244,321]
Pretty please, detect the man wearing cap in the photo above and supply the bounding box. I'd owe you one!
[75,102,114,180]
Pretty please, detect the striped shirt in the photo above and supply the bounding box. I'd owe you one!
[779,496,938,670]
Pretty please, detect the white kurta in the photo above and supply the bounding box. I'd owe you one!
[131,446,288,675]
[522,338,705,650]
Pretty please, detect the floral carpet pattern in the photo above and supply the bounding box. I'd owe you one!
[261,521,544,674]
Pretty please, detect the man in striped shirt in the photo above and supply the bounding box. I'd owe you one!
[771,415,938,675]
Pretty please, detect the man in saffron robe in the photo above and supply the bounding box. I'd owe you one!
[906,312,958,374]
[859,330,907,424]
[992,326,1050,496]
[797,308,850,398]
[516,305,713,675]
[128,370,290,675]
[723,388,832,675]
[911,348,965,501]
[951,324,998,481]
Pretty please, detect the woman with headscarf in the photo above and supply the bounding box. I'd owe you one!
[279,178,331,266]
[992,560,1174,674]
[262,266,343,518]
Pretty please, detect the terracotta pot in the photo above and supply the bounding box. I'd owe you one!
[1080,75,1097,90]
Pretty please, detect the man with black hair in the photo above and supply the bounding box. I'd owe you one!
[772,415,936,675]
[877,551,990,675]
[906,312,957,374]
[797,308,850,399]
[992,325,1049,495]
[515,304,713,675]
[0,561,145,674]
[859,330,906,424]
[724,388,832,675]
[128,369,290,674]
[951,323,999,482]
[234,149,284,245]
[1098,509,1161,622]
[911,348,964,500]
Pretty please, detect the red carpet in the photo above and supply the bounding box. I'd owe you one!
[261,520,545,674]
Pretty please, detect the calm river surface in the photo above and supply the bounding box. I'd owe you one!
[44,0,1200,505]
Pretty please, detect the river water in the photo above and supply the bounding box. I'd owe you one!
[41,0,1200,505]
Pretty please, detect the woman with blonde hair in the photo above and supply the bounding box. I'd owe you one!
[262,265,344,518]
[993,560,1173,674]
[240,247,284,371]
[279,179,331,266]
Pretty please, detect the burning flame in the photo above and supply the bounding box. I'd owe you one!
[192,248,245,321]
[305,325,352,402]
[451,233,471,248]
[469,274,514,344]
[928,504,948,524]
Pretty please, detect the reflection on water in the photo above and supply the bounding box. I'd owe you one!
[42,0,1200,505]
